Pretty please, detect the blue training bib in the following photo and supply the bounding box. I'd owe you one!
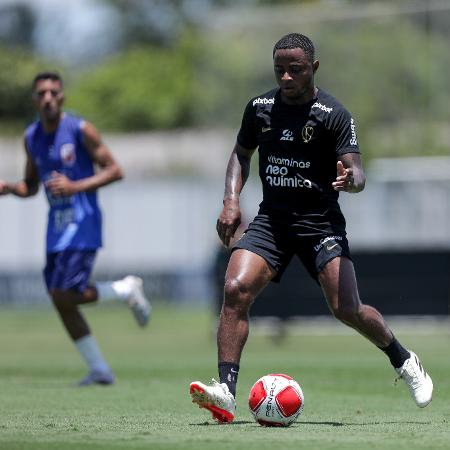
[25,113,102,252]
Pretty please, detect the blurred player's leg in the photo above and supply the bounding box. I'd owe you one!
[96,276,151,327]
[75,335,115,386]
[51,288,115,386]
[46,251,117,385]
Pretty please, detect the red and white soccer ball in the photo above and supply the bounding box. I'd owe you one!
[248,373,304,427]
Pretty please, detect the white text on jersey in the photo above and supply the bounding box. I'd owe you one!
[253,97,275,106]
[312,102,333,113]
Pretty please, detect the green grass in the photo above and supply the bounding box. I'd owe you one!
[0,303,449,450]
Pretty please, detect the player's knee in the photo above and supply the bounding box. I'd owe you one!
[330,302,360,325]
[223,277,253,309]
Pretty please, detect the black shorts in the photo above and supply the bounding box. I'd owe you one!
[233,213,351,283]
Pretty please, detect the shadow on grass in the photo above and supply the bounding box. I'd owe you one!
[300,420,431,426]
[191,421,255,426]
[191,420,432,427]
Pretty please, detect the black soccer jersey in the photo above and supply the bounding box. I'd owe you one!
[237,87,360,234]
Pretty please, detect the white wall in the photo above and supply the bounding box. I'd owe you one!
[1,130,450,275]
[0,179,261,273]
[1,175,450,275]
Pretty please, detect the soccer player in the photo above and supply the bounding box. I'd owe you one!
[0,72,151,386]
[190,33,433,422]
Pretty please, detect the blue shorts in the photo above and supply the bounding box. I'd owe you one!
[44,250,97,292]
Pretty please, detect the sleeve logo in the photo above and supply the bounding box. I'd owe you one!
[349,118,358,146]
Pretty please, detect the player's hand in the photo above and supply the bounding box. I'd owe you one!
[0,180,11,195]
[46,171,77,196]
[217,199,241,247]
[332,161,355,192]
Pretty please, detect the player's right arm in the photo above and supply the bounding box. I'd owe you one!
[216,142,256,247]
[0,138,39,197]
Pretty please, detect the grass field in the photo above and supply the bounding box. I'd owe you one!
[0,303,448,450]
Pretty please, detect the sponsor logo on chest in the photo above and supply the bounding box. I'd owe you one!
[280,129,294,141]
[264,126,315,144]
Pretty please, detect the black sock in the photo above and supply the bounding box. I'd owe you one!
[218,362,239,397]
[379,336,411,369]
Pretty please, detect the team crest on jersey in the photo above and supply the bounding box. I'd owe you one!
[301,126,314,143]
[60,143,76,167]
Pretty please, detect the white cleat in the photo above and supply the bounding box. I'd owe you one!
[395,350,433,408]
[123,276,151,327]
[190,379,236,423]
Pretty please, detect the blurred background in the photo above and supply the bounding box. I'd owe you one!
[0,0,449,319]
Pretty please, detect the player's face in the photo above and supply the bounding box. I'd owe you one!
[32,79,64,123]
[273,48,319,104]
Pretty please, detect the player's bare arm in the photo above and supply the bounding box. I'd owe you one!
[217,142,256,247]
[332,152,365,193]
[46,121,123,197]
[0,139,39,197]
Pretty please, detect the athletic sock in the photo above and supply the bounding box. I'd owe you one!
[95,279,130,302]
[218,362,239,397]
[379,336,411,369]
[74,334,111,373]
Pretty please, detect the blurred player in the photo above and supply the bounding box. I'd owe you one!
[0,72,151,386]
[190,33,433,422]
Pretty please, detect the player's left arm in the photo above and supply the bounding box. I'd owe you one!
[332,152,366,193]
[47,121,123,196]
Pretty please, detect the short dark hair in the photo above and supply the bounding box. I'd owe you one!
[32,71,63,90]
[273,33,315,62]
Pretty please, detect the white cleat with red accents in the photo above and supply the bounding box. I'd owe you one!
[190,379,236,423]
